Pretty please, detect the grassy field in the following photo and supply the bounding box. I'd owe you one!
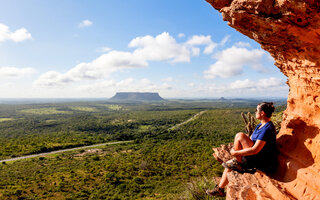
[69,106,99,112]
[19,107,74,115]
[106,104,123,111]
[0,118,14,122]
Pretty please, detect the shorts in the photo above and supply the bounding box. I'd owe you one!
[242,154,277,174]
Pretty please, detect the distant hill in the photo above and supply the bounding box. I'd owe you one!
[109,92,165,101]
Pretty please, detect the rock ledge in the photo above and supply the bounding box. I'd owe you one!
[206,0,320,199]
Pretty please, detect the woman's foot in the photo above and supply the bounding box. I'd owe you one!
[206,186,225,197]
[222,158,243,172]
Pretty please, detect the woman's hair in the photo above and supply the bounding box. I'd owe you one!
[258,102,275,118]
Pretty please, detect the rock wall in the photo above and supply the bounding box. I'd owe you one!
[206,0,320,199]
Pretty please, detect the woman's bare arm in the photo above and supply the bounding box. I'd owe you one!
[230,140,266,157]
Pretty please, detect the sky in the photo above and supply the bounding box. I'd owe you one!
[0,0,289,99]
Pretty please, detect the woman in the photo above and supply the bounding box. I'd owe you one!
[206,102,278,197]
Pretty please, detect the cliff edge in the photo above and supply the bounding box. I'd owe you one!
[206,0,320,199]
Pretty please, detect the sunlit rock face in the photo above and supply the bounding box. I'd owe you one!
[206,0,320,199]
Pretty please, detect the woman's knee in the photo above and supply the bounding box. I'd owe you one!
[235,132,246,140]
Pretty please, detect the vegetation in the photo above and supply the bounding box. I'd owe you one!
[19,107,74,115]
[0,118,14,122]
[0,100,286,199]
[0,102,199,159]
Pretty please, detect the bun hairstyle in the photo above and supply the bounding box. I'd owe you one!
[258,102,275,118]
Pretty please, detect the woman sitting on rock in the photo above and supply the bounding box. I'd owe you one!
[206,102,278,197]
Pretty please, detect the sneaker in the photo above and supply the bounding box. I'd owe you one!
[222,158,243,173]
[206,186,225,197]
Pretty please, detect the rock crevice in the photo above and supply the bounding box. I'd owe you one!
[206,0,320,199]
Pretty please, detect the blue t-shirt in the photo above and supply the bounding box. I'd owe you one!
[251,121,277,158]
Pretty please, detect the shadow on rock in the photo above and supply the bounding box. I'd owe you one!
[271,117,318,183]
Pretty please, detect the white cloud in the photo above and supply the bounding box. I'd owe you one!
[129,32,190,63]
[186,35,212,45]
[219,35,230,46]
[67,51,147,78]
[229,79,255,89]
[34,51,147,87]
[257,77,284,88]
[226,77,288,96]
[227,77,286,91]
[186,35,217,54]
[78,20,93,28]
[33,71,73,87]
[0,23,32,42]
[36,32,193,87]
[178,33,185,38]
[36,32,271,90]
[0,67,36,78]
[204,46,266,79]
[97,47,112,53]
[235,41,251,48]
[35,32,223,88]
[161,83,172,90]
[191,47,200,56]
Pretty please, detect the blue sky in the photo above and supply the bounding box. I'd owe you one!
[0,0,288,98]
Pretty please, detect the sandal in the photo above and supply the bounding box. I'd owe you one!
[206,186,225,197]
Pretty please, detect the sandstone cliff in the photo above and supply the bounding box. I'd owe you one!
[206,0,320,199]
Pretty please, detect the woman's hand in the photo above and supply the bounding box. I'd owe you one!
[230,148,237,156]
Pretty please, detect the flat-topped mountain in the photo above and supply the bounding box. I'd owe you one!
[109,92,164,101]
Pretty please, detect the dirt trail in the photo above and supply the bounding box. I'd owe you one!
[0,141,132,163]
[168,110,206,130]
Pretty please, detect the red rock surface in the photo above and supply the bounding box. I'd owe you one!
[206,0,320,199]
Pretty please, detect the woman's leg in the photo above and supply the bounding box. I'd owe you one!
[209,132,254,194]
[207,168,230,196]
[218,168,231,188]
[216,132,253,188]
[233,132,254,162]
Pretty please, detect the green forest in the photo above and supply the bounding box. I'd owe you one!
[0,100,285,199]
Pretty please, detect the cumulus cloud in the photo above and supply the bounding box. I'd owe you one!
[129,32,190,63]
[0,67,36,78]
[257,77,284,88]
[185,35,217,54]
[78,20,93,28]
[0,23,32,42]
[204,46,266,79]
[36,32,193,87]
[34,51,147,87]
[226,77,288,95]
[37,32,265,89]
[229,79,255,89]
[33,71,73,87]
